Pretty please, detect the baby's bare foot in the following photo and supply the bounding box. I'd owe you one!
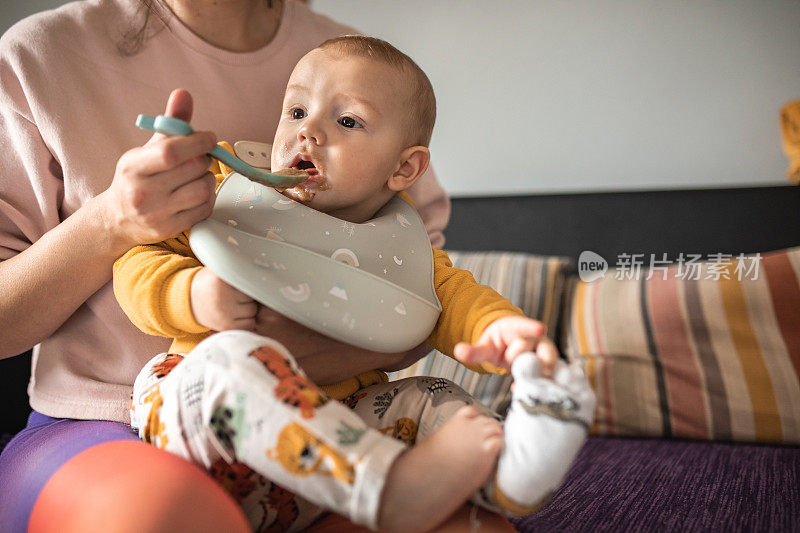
[378,405,503,533]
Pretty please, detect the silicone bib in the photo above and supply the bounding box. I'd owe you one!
[189,173,442,352]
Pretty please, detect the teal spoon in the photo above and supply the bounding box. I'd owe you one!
[136,114,306,188]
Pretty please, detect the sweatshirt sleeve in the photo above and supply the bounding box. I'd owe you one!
[0,79,62,261]
[113,233,210,339]
[425,248,525,374]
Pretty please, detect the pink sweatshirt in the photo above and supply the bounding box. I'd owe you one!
[0,0,450,423]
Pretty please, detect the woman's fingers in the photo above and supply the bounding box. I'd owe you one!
[157,154,214,193]
[142,88,195,144]
[171,198,215,236]
[168,170,216,213]
[134,133,216,176]
[102,88,220,247]
[164,88,194,122]
[120,143,215,237]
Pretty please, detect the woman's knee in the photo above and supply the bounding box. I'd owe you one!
[28,441,249,533]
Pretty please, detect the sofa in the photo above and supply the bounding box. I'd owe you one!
[2,185,799,531]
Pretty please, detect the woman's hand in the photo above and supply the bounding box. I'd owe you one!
[190,267,258,332]
[99,89,218,255]
[254,306,429,384]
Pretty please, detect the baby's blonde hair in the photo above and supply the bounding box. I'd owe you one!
[317,35,436,147]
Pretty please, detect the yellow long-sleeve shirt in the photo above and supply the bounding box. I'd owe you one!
[113,150,523,400]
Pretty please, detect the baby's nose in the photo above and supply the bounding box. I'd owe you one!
[298,120,326,145]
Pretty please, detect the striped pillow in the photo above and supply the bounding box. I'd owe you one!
[389,251,571,414]
[561,247,800,444]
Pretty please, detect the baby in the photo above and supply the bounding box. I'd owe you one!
[115,36,595,532]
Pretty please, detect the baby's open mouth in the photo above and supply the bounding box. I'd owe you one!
[290,154,320,178]
[277,156,329,202]
[295,160,317,174]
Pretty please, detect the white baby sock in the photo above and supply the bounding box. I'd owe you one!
[491,352,596,515]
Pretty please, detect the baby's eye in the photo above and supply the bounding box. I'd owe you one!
[338,116,363,129]
[291,108,306,120]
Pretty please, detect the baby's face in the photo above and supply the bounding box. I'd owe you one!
[271,49,410,222]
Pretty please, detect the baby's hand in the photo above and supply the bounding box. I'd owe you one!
[190,267,257,332]
[453,316,559,376]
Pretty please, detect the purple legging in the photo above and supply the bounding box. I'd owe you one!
[0,411,139,532]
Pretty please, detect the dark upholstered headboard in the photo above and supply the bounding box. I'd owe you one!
[444,185,800,266]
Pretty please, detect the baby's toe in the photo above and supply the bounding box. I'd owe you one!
[455,405,482,420]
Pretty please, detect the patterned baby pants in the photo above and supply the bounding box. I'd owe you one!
[130,330,498,532]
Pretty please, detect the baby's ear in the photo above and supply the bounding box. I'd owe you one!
[388,146,430,192]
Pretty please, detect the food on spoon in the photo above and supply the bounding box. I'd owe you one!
[272,168,309,179]
[274,168,329,202]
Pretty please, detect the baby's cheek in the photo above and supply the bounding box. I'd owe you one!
[339,152,369,179]
[271,139,289,168]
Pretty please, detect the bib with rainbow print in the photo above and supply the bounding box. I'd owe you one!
[189,172,442,352]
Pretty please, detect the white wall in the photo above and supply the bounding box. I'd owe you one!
[313,0,800,195]
[0,1,65,35]
[3,1,799,195]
